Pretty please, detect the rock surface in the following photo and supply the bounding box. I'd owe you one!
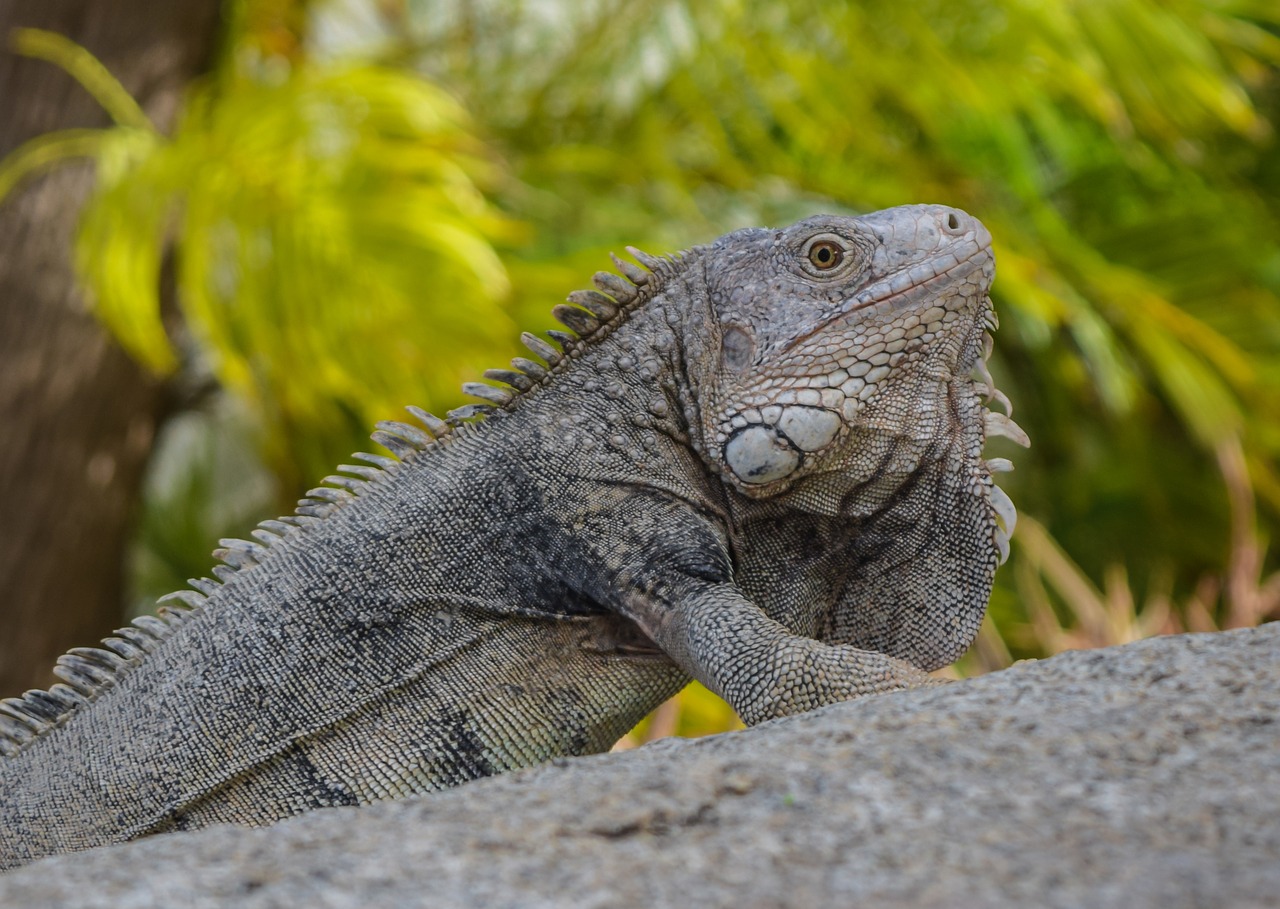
[1,624,1277,908]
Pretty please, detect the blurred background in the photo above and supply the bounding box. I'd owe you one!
[0,0,1276,741]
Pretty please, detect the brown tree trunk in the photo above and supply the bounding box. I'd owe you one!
[0,1,221,695]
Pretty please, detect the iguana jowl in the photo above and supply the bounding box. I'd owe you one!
[0,204,1023,869]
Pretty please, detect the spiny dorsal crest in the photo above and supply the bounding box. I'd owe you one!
[0,247,675,756]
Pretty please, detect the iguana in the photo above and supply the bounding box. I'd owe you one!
[0,204,1023,870]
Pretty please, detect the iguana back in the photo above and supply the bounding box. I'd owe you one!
[0,204,1023,869]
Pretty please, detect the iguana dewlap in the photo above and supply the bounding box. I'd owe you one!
[0,204,1023,869]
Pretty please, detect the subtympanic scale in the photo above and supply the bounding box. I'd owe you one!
[724,405,842,484]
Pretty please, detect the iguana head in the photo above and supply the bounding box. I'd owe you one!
[693,204,998,499]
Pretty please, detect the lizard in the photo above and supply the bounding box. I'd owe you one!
[0,204,1025,869]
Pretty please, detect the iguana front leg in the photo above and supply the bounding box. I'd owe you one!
[635,582,940,726]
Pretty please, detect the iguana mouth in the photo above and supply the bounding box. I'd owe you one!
[844,238,994,323]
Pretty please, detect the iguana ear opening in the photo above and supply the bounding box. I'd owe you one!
[720,323,755,373]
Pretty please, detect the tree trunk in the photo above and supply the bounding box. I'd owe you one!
[0,1,221,695]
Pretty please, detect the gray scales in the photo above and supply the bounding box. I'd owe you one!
[0,204,1025,870]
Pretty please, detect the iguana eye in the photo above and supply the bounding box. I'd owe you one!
[807,240,843,270]
[797,234,857,278]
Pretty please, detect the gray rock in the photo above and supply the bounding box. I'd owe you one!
[2,624,1277,908]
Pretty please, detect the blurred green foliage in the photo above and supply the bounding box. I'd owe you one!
[3,0,1278,739]
[5,25,519,491]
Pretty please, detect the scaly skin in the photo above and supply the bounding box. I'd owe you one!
[0,204,1021,868]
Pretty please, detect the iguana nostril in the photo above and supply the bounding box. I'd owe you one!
[945,212,961,231]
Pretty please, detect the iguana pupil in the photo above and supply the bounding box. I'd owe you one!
[809,242,841,268]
